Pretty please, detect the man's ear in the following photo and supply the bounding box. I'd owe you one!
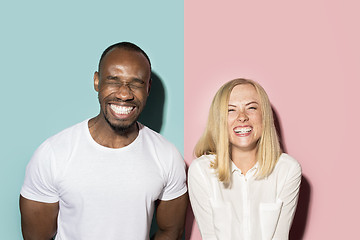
[147,78,152,96]
[94,72,99,92]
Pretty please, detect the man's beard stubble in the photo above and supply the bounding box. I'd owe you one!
[104,113,139,135]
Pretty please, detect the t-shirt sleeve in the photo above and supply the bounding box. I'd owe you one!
[159,145,187,201]
[20,141,59,203]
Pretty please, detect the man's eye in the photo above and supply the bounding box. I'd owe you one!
[129,83,144,89]
[105,79,119,85]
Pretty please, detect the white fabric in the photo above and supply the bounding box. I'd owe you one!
[21,119,187,240]
[188,153,301,240]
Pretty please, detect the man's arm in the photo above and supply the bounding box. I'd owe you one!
[20,195,59,240]
[153,193,188,240]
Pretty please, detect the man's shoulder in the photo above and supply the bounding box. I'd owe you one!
[138,123,176,148]
[43,119,87,148]
[27,120,88,174]
[138,123,184,166]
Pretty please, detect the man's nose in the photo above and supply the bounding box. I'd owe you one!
[116,84,134,101]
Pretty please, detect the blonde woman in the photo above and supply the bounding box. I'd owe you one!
[188,79,301,240]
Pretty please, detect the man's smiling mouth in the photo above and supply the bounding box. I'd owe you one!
[110,104,135,115]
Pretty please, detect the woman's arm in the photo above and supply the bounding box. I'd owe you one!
[188,160,217,240]
[273,162,302,239]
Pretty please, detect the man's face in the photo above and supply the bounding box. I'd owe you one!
[94,48,151,132]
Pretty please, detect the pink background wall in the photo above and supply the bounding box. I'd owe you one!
[184,1,360,239]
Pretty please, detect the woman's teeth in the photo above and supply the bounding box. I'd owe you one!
[234,127,252,134]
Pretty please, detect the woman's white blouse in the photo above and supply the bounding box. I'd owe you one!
[188,153,301,240]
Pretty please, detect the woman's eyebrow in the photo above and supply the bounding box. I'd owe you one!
[245,101,259,106]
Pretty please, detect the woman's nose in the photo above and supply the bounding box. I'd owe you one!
[237,111,249,122]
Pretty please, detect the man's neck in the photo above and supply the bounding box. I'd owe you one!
[88,116,139,149]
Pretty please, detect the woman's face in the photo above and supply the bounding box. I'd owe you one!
[227,84,263,153]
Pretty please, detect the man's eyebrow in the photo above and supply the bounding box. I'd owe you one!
[106,76,118,80]
[104,76,145,84]
[131,78,145,84]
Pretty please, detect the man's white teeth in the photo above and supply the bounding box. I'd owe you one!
[234,127,252,134]
[110,105,134,114]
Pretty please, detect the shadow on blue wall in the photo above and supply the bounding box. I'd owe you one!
[138,72,183,239]
[144,73,186,240]
[138,72,165,134]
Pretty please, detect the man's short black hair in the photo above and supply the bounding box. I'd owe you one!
[98,42,151,73]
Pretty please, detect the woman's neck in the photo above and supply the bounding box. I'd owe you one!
[231,148,257,175]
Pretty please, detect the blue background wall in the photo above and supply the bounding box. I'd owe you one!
[0,1,184,238]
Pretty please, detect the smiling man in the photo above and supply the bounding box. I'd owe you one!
[20,42,188,240]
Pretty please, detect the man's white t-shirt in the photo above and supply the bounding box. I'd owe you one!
[21,120,187,240]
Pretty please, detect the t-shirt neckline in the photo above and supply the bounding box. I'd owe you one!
[83,119,143,152]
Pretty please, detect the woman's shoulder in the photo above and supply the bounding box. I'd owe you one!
[193,154,216,162]
[188,154,216,175]
[274,153,302,175]
[190,154,215,166]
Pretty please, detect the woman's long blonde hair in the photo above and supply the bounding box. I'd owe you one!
[194,78,281,183]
